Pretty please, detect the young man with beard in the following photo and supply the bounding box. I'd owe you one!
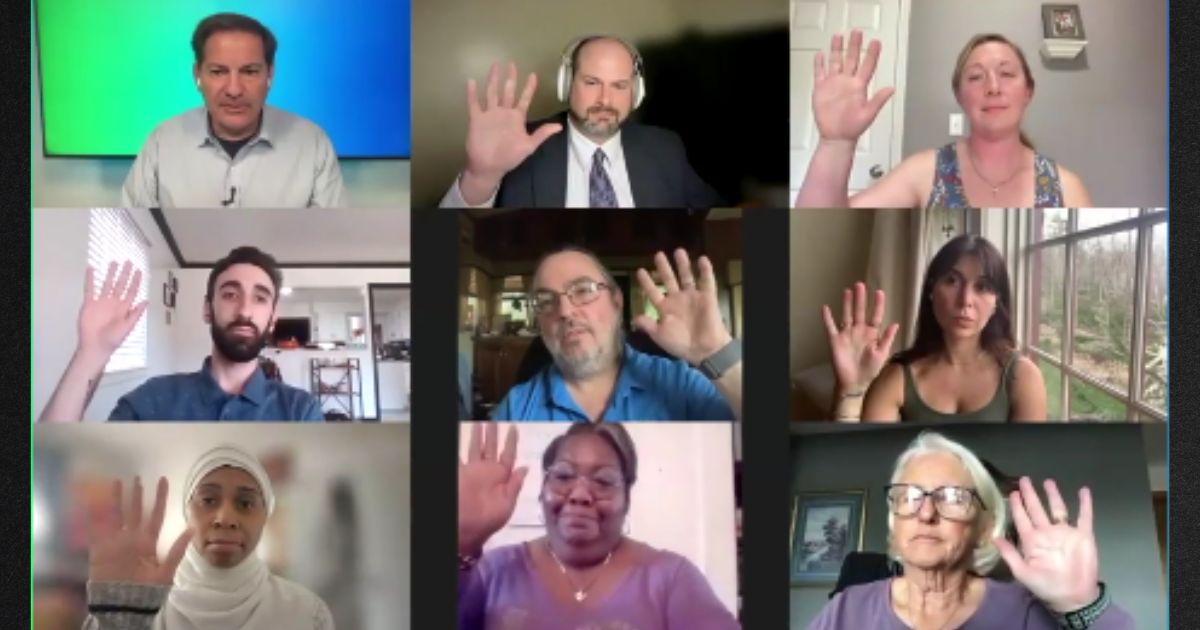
[440,35,722,208]
[38,247,323,421]
[492,246,741,421]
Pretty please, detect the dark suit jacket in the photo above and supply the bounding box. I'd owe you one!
[496,111,724,208]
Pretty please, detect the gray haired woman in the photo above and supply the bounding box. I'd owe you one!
[809,431,1133,629]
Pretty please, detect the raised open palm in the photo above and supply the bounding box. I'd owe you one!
[812,30,895,143]
[994,477,1101,612]
[459,423,528,554]
[823,282,899,392]
[632,250,731,367]
[89,476,193,585]
[464,61,563,184]
[80,261,147,358]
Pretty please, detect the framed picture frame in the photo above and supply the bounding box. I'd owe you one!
[790,490,867,585]
[1042,4,1085,40]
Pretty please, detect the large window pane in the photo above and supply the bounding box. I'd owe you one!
[1037,356,1065,420]
[1141,222,1167,412]
[1031,245,1064,356]
[1077,208,1140,232]
[1037,208,1068,242]
[1069,377,1130,421]
[1071,231,1135,392]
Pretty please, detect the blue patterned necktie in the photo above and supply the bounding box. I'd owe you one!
[589,148,618,208]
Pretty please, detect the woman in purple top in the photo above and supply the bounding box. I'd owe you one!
[808,431,1135,630]
[458,422,740,630]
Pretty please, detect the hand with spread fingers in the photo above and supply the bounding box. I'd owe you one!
[994,477,1102,613]
[823,282,900,395]
[88,476,193,585]
[460,61,564,204]
[812,29,895,144]
[632,249,732,367]
[79,261,149,359]
[459,423,529,556]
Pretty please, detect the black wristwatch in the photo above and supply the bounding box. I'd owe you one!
[697,339,742,380]
[1053,583,1111,629]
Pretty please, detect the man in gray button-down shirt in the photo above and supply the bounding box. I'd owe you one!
[121,13,346,208]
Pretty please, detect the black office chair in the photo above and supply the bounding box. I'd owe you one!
[512,329,675,386]
[829,552,902,598]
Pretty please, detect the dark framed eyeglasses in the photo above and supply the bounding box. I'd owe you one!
[530,280,611,315]
[544,463,625,499]
[884,484,984,520]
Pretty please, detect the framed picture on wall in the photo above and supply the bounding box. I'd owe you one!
[1042,4,1085,40]
[790,490,867,585]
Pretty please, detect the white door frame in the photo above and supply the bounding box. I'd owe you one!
[889,0,912,170]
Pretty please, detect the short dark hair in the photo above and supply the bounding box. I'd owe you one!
[541,422,638,502]
[206,246,283,304]
[192,13,278,67]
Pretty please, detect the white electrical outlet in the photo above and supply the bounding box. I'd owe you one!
[949,113,964,136]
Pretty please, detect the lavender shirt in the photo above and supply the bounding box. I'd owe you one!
[808,578,1135,630]
[459,542,740,630]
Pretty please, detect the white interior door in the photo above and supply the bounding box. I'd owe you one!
[790,0,907,200]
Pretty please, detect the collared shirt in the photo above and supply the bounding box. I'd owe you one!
[108,357,324,421]
[121,105,347,208]
[564,121,635,208]
[490,343,734,421]
[439,119,635,208]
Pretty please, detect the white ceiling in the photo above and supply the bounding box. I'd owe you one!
[158,209,411,264]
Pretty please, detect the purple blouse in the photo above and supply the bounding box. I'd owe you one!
[807,578,1135,630]
[459,542,740,630]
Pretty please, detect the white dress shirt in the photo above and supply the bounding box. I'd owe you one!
[439,118,635,208]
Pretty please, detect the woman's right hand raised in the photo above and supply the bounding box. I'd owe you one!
[822,282,900,394]
[811,30,895,144]
[89,476,192,585]
[459,423,529,556]
[78,261,148,360]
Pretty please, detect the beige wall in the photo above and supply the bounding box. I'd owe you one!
[411,0,785,207]
[789,210,875,377]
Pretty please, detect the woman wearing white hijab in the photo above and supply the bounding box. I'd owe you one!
[83,445,334,629]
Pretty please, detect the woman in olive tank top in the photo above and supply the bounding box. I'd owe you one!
[824,235,1047,422]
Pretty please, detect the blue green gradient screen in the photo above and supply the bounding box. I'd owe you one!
[36,0,410,158]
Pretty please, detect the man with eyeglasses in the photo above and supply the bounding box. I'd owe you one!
[491,245,741,421]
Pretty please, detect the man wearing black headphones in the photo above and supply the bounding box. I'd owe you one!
[440,35,722,208]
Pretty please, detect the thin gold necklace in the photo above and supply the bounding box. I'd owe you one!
[546,540,616,602]
[964,144,1025,196]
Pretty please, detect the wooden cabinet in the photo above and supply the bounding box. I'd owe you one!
[472,209,708,263]
[473,336,536,410]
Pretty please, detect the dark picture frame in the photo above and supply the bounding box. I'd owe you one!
[1042,4,1086,40]
[789,490,867,585]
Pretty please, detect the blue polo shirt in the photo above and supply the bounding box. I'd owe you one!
[108,357,324,421]
[491,343,735,421]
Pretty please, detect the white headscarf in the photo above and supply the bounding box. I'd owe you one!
[156,445,332,630]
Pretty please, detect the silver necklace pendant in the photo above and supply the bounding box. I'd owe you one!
[574,591,586,602]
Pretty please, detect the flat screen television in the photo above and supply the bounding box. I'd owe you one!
[34,0,411,158]
[273,317,312,347]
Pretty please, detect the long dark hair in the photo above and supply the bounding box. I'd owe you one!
[893,235,1015,366]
